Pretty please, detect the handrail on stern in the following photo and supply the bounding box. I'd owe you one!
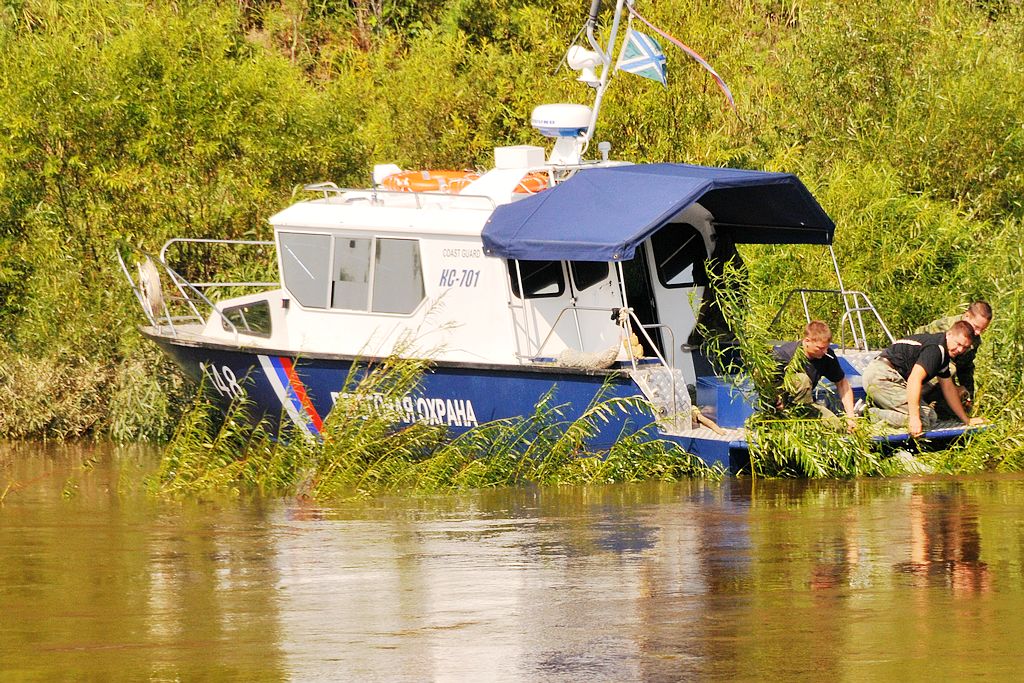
[770,288,894,352]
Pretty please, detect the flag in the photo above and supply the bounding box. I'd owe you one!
[625,6,736,110]
[616,29,667,86]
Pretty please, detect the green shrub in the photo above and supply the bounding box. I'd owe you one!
[149,357,719,499]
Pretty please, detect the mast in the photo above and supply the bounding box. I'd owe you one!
[532,0,627,164]
[580,0,627,154]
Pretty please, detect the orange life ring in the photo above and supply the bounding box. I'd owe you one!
[513,172,550,194]
[380,170,480,194]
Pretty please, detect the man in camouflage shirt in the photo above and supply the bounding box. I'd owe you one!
[915,301,992,416]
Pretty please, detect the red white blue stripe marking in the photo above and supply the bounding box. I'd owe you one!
[258,355,324,439]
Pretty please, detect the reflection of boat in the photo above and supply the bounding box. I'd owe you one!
[117,0,976,470]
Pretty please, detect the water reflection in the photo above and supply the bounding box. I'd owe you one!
[896,483,991,594]
[3,444,1024,680]
[0,443,286,680]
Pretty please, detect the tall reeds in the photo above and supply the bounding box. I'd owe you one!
[700,256,1024,478]
[149,357,719,499]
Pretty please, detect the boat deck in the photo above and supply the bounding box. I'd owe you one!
[666,419,982,451]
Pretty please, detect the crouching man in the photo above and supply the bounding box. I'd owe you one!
[915,300,992,417]
[772,320,857,432]
[863,321,986,437]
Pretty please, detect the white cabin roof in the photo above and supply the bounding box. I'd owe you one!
[268,191,495,238]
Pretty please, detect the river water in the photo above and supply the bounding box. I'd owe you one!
[2,442,1023,680]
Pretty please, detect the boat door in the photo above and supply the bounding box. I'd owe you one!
[504,258,626,359]
[620,246,665,357]
[643,222,709,383]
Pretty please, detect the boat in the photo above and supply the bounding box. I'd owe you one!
[117,0,979,472]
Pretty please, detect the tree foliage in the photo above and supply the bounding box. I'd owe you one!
[0,0,1021,444]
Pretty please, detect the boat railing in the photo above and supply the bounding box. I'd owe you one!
[302,182,496,210]
[530,305,680,416]
[532,305,676,370]
[531,305,606,360]
[635,323,677,372]
[158,238,277,292]
[116,241,268,344]
[769,288,895,351]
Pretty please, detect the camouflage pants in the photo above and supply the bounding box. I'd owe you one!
[862,359,937,430]
[783,372,842,429]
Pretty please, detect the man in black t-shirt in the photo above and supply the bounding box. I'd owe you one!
[772,320,857,432]
[862,320,985,437]
[915,300,992,416]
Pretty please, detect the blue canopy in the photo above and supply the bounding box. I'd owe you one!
[481,163,835,261]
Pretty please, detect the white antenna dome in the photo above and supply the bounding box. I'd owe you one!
[531,104,592,138]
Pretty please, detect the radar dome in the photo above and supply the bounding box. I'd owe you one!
[531,104,592,138]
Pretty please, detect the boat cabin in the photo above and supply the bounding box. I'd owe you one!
[194,150,834,397]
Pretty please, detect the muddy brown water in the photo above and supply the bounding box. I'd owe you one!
[2,442,1023,680]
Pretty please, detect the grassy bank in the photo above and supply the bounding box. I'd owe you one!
[0,0,1021,456]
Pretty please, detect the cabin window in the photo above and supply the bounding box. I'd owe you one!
[371,238,425,314]
[280,231,425,314]
[569,261,609,291]
[651,223,707,288]
[279,232,331,308]
[331,238,372,309]
[507,260,565,299]
[221,300,272,337]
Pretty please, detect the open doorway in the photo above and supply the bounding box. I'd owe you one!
[620,247,664,357]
